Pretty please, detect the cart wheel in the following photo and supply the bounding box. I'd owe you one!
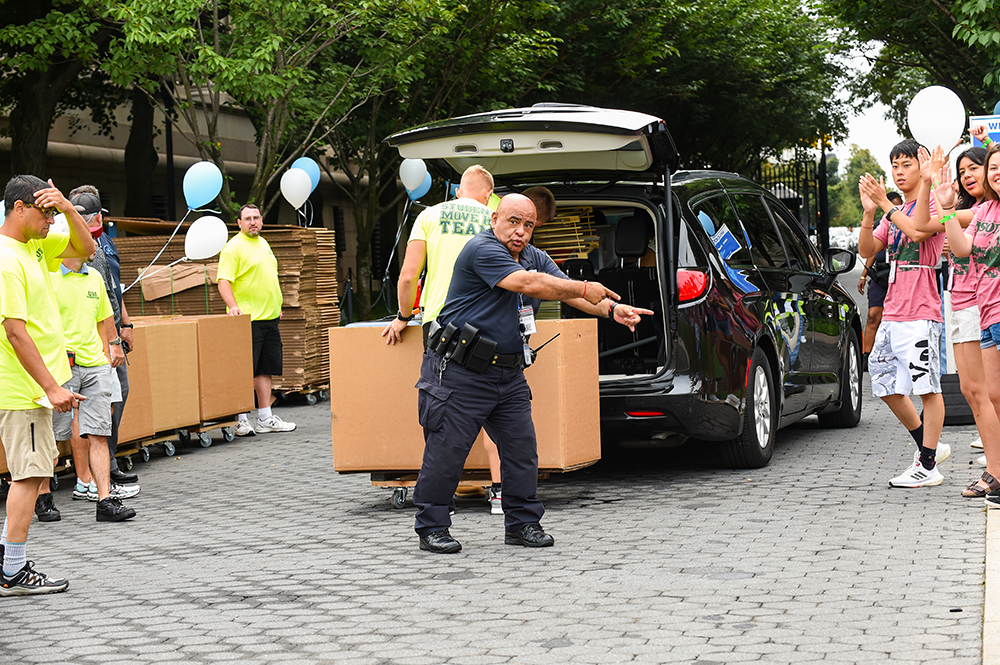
[140,446,151,463]
[222,426,236,442]
[305,393,318,406]
[122,455,134,471]
[198,432,212,448]
[177,429,191,442]
[50,475,59,491]
[391,488,408,509]
[0,478,8,500]
[318,390,329,401]
[163,441,176,457]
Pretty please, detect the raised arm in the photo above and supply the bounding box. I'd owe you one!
[934,164,974,258]
[858,180,886,258]
[859,173,937,243]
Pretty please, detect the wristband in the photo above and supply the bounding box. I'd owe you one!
[396,310,415,322]
[939,213,957,225]
[985,137,994,146]
[887,206,900,221]
[120,323,133,329]
[582,280,588,299]
[608,300,618,318]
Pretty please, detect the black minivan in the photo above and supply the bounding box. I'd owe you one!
[388,104,861,468]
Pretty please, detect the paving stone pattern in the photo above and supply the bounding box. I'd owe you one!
[0,379,987,664]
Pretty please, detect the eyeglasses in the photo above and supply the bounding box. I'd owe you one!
[23,202,58,218]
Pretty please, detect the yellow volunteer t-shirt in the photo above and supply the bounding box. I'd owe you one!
[408,198,492,324]
[216,232,283,321]
[54,265,113,368]
[0,232,72,409]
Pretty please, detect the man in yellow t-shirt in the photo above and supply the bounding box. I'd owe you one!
[0,174,96,596]
[217,203,295,436]
[52,255,135,523]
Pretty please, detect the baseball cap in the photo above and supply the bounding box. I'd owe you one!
[70,192,108,216]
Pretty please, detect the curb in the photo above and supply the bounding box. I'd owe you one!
[987,509,1000,663]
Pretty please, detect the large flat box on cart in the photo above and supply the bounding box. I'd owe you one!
[187,314,254,421]
[133,318,201,432]
[328,318,601,473]
[117,325,156,443]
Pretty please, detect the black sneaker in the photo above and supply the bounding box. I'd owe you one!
[34,494,61,522]
[96,497,136,522]
[110,469,138,484]
[505,524,554,547]
[0,561,69,596]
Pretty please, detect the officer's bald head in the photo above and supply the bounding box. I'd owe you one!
[491,194,536,258]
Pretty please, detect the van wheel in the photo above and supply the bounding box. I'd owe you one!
[819,328,862,428]
[720,347,775,469]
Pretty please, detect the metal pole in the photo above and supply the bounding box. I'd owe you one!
[163,82,176,222]
[818,140,830,256]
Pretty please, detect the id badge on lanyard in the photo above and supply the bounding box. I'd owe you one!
[948,262,955,291]
[889,260,897,284]
[518,296,535,366]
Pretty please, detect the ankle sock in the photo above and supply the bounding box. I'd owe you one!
[491,483,502,492]
[258,407,272,421]
[238,413,249,424]
[909,424,924,447]
[919,446,936,470]
[3,541,26,577]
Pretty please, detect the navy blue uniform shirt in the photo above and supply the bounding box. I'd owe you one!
[437,229,566,354]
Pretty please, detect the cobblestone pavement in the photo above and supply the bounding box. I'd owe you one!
[0,376,987,665]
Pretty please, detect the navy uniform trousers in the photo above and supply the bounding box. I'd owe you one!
[413,349,545,536]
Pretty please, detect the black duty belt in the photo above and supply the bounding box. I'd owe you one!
[427,320,522,373]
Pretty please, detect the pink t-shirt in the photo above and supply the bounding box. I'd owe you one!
[967,200,1000,328]
[950,201,982,311]
[873,197,944,322]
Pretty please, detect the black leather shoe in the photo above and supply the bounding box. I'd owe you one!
[505,524,554,547]
[34,494,61,523]
[110,469,138,484]
[419,529,462,554]
[96,497,136,522]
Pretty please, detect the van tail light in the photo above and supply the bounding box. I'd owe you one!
[677,269,708,302]
[626,411,665,417]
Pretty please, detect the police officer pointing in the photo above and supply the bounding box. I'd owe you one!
[414,194,652,553]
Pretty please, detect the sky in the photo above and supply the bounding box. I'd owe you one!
[831,103,901,180]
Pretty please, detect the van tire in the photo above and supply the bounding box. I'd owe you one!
[819,328,862,428]
[720,347,775,469]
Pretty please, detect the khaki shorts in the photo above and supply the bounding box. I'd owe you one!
[0,408,58,481]
[950,305,981,345]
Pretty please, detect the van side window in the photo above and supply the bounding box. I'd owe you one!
[677,216,708,269]
[765,200,815,272]
[690,195,752,269]
[729,193,788,269]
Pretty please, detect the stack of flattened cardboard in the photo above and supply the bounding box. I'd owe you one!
[118,226,340,391]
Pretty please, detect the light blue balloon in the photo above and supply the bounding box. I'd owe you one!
[407,172,432,201]
[183,161,223,210]
[291,157,320,193]
[449,183,459,198]
[993,99,1000,115]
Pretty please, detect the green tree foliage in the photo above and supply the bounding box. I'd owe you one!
[821,0,997,133]
[521,0,848,173]
[828,144,886,227]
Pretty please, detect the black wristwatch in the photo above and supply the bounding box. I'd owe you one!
[396,310,415,322]
[121,323,134,329]
[887,205,900,221]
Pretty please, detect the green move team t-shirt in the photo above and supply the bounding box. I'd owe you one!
[0,232,72,409]
[54,265,113,368]
[216,232,283,321]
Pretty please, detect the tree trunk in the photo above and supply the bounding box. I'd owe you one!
[8,72,68,177]
[123,88,159,218]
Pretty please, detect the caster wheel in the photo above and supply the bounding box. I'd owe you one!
[163,441,176,457]
[198,432,212,448]
[391,488,408,509]
[222,426,235,442]
[122,456,134,471]
[318,390,329,401]
[140,446,151,463]
[50,475,59,491]
[305,393,318,406]
[177,429,191,442]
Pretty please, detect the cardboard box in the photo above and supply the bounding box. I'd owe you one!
[328,319,600,473]
[117,325,156,443]
[188,314,254,421]
[138,263,218,302]
[137,318,202,432]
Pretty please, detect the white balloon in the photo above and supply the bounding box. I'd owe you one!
[280,168,312,209]
[185,215,229,260]
[907,86,966,153]
[399,158,427,191]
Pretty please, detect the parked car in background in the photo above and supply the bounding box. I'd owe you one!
[388,104,862,468]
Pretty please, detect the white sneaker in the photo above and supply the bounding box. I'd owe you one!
[909,444,950,466]
[978,455,988,467]
[109,483,140,500]
[487,488,503,515]
[971,437,984,450]
[256,415,296,433]
[889,461,944,488]
[235,420,256,437]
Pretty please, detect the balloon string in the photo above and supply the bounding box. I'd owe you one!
[123,208,192,293]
